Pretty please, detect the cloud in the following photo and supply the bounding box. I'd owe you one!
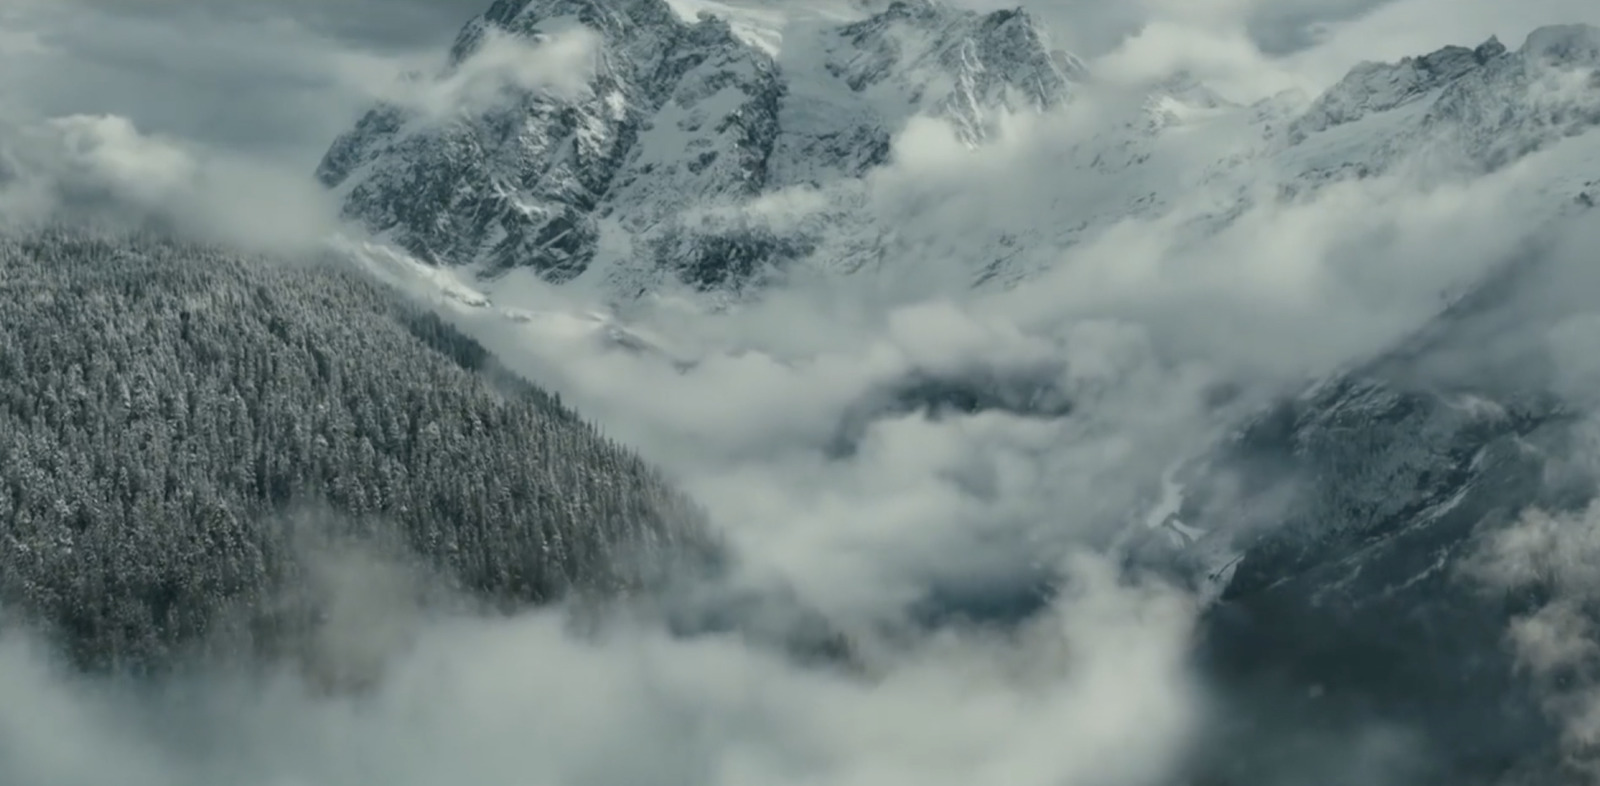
[0,0,488,165]
[1455,207,1600,765]
[387,25,603,120]
[25,0,489,50]
[0,113,341,252]
[5,0,1600,783]
[0,6,1218,781]
[0,547,1201,786]
[1278,0,1600,88]
[0,0,599,250]
[341,0,1600,650]
[0,115,197,216]
[1062,0,1600,101]
[424,138,1560,632]
[1464,500,1600,775]
[1093,20,1301,98]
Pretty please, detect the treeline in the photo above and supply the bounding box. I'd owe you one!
[0,229,714,671]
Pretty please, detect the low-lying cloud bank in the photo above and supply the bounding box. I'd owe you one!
[0,549,1202,786]
[0,114,341,250]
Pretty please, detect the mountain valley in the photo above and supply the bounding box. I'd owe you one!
[4,0,1600,783]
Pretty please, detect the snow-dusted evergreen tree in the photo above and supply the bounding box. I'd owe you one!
[0,229,714,672]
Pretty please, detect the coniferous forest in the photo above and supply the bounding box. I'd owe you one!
[0,229,714,673]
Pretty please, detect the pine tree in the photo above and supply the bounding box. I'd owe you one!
[0,229,718,672]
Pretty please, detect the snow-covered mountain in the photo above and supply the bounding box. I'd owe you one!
[316,0,1083,296]
[318,2,1600,303]
[1278,24,1600,186]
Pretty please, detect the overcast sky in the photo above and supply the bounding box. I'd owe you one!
[2,0,1598,172]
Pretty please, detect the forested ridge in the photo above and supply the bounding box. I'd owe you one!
[0,229,713,671]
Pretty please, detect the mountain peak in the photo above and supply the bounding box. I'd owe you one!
[484,0,674,27]
[792,0,1080,151]
[1476,34,1507,59]
[1289,33,1512,142]
[318,6,1600,300]
[319,0,1082,289]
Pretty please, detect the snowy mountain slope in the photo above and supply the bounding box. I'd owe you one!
[988,25,1600,289]
[761,20,1600,295]
[1106,156,1600,782]
[1273,25,1600,189]
[1180,322,1582,784]
[319,7,1600,304]
[1287,36,1509,143]
[317,0,1083,296]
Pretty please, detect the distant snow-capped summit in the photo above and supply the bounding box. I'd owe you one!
[317,3,1600,299]
[316,0,1077,293]
[316,0,1079,293]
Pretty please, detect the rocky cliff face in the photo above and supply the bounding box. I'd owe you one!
[316,0,765,283]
